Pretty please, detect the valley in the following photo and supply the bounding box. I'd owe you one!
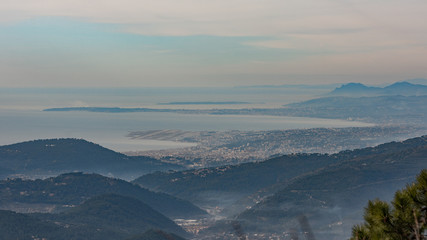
[1,81,427,239]
[1,135,426,239]
[2,2,427,238]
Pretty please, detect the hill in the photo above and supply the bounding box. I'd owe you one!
[0,209,120,240]
[133,154,338,212]
[0,195,188,240]
[0,172,207,219]
[0,138,185,180]
[39,194,187,237]
[0,210,67,240]
[125,229,187,240]
[134,136,427,213]
[234,136,427,239]
[283,95,427,124]
[329,81,427,96]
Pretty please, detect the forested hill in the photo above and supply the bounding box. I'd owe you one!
[37,194,187,237]
[0,210,73,240]
[0,194,188,240]
[234,136,427,239]
[0,172,207,219]
[0,138,184,180]
[133,153,338,208]
[133,136,427,210]
[125,229,187,240]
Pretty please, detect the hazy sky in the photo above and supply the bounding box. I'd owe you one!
[1,0,427,87]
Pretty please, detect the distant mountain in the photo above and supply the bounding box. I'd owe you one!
[125,229,187,240]
[283,95,427,124]
[406,78,427,85]
[0,172,207,219]
[0,138,185,180]
[329,82,380,96]
[383,81,427,95]
[329,81,427,96]
[235,83,341,89]
[234,136,427,239]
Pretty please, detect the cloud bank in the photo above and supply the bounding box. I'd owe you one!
[0,0,426,87]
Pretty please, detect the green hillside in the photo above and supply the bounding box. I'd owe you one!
[0,194,188,240]
[125,229,187,240]
[235,137,427,239]
[134,153,337,209]
[0,210,64,240]
[134,136,427,211]
[39,194,187,237]
[0,138,184,180]
[0,172,207,219]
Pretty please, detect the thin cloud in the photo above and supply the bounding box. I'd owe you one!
[0,0,425,36]
[0,0,426,86]
[2,0,426,52]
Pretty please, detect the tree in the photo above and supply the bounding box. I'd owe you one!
[351,169,427,240]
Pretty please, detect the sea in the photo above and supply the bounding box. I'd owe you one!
[0,87,373,152]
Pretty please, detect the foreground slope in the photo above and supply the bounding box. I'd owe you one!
[134,154,338,210]
[134,136,427,213]
[0,138,184,180]
[0,210,66,240]
[134,136,427,239]
[125,229,187,240]
[38,194,188,237]
[0,172,206,219]
[0,209,120,240]
[234,136,427,240]
[0,195,188,240]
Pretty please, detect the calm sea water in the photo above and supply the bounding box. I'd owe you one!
[0,87,375,151]
[0,109,373,152]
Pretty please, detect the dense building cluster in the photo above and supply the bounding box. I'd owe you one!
[126,126,425,168]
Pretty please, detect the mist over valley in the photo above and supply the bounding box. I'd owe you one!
[1,81,427,239]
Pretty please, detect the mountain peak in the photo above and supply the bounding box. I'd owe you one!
[329,81,427,96]
[386,81,421,88]
[329,83,375,95]
[338,82,369,89]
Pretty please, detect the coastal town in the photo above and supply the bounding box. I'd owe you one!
[125,125,425,168]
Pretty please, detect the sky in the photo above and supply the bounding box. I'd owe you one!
[1,0,427,87]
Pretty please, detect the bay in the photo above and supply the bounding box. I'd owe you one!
[0,109,373,152]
